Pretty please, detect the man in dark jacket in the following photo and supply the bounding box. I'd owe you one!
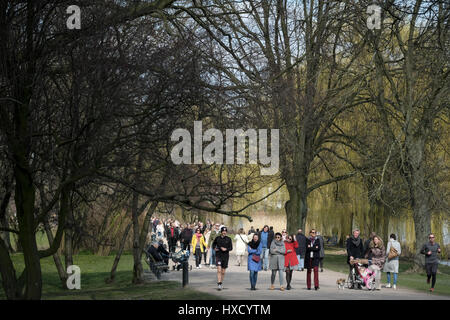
[347,229,364,268]
[180,224,193,252]
[165,223,179,253]
[305,229,321,290]
[212,227,233,290]
[296,229,307,271]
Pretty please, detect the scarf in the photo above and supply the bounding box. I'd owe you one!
[248,238,260,250]
[195,233,202,241]
[273,239,284,247]
[351,236,361,247]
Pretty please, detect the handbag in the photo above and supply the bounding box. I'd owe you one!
[388,246,399,260]
[252,254,260,262]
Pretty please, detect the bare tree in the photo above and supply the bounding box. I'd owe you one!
[169,0,371,233]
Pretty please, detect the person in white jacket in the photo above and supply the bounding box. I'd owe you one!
[235,228,248,266]
[156,221,165,241]
[204,228,211,265]
[383,233,402,289]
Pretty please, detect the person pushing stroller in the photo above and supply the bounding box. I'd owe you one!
[347,229,365,289]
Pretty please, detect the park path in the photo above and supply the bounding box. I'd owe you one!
[160,253,450,300]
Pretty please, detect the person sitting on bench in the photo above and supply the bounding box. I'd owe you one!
[147,241,166,264]
[157,240,170,265]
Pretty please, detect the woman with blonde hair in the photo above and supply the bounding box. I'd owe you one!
[365,235,385,290]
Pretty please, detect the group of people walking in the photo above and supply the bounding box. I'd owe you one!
[346,229,442,292]
[149,217,443,293]
[150,217,225,269]
[242,227,324,291]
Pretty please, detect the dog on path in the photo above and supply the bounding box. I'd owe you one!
[336,278,346,290]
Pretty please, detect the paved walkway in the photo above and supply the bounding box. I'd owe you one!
[160,254,450,300]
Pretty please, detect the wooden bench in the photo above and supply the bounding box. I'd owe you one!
[145,252,169,279]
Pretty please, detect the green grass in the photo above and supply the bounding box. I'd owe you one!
[323,245,450,296]
[0,253,220,300]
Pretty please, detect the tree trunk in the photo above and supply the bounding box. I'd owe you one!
[0,213,13,253]
[406,135,431,269]
[0,187,13,253]
[15,166,41,299]
[106,222,132,283]
[64,207,74,271]
[285,183,308,234]
[44,220,67,288]
[0,237,18,299]
[137,202,158,263]
[131,192,144,284]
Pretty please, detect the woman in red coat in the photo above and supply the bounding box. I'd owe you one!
[284,235,299,290]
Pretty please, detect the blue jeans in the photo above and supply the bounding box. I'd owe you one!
[262,248,269,270]
[386,272,398,285]
[209,248,216,265]
[297,255,305,270]
[249,271,258,288]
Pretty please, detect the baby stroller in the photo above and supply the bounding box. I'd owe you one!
[346,258,376,290]
[171,249,192,271]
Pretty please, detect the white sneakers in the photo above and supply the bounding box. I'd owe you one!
[199,264,202,269]
[386,283,397,290]
[218,283,223,290]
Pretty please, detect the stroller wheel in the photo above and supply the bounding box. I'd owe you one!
[366,278,376,291]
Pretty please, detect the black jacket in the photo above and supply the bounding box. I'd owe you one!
[165,226,179,241]
[268,230,274,248]
[212,235,233,255]
[157,244,169,256]
[304,237,321,267]
[346,236,364,262]
[147,245,163,262]
[180,228,193,243]
[295,233,307,256]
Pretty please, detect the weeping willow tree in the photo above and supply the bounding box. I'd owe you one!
[360,0,449,268]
